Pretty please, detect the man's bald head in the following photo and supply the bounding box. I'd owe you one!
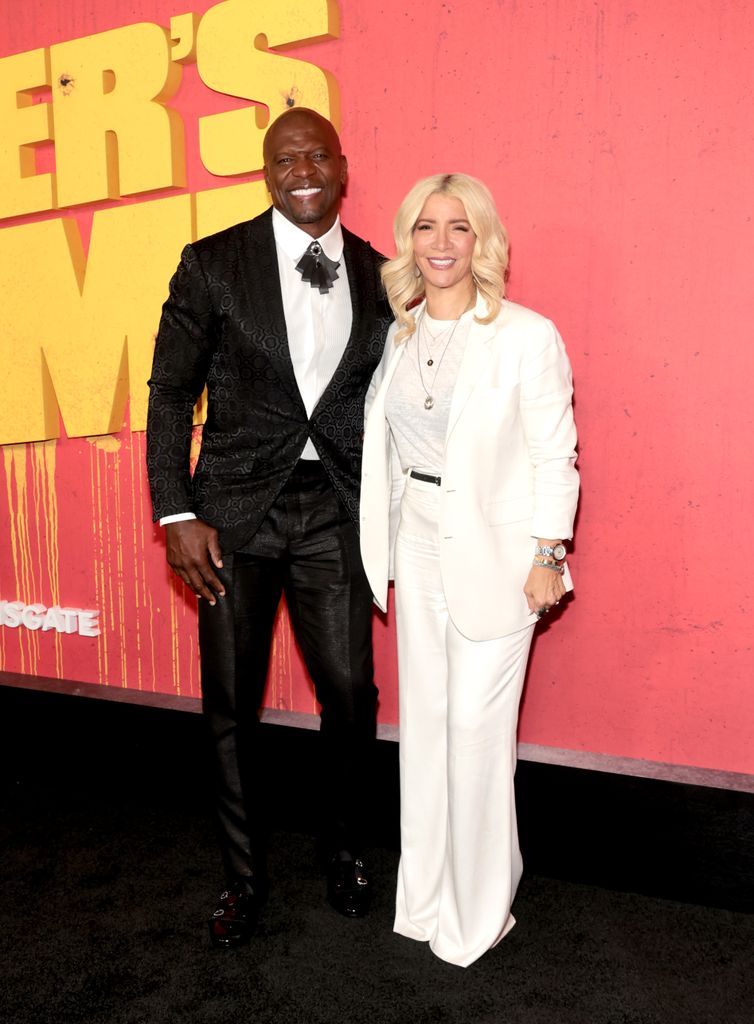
[262,108,348,239]
[262,107,342,163]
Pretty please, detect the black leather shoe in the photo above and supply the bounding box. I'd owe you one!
[208,879,265,949]
[326,852,371,918]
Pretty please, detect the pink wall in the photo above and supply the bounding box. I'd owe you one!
[1,1,753,774]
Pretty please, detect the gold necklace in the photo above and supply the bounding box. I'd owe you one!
[422,318,457,352]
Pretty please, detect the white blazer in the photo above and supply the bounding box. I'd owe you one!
[359,296,580,641]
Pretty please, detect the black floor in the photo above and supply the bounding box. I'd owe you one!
[1,685,752,1024]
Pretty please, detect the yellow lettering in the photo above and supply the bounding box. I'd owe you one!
[0,178,285,445]
[0,195,192,444]
[0,5,343,446]
[197,0,340,177]
[0,47,55,219]
[195,179,270,239]
[170,13,201,64]
[50,23,185,208]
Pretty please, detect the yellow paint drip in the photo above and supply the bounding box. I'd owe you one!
[3,446,36,674]
[86,435,121,453]
[89,441,107,683]
[35,440,62,676]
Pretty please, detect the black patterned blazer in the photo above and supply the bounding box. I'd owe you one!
[146,207,391,554]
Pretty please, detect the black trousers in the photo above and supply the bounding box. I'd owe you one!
[198,461,377,883]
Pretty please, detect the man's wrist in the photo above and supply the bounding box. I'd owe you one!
[160,512,197,526]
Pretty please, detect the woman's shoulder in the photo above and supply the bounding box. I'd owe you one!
[478,300,568,367]
[496,298,554,328]
[491,299,562,343]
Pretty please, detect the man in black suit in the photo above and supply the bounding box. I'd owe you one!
[146,108,390,947]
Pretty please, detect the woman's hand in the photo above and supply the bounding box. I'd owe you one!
[524,564,566,619]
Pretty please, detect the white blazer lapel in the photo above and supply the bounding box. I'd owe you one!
[445,295,496,442]
[366,333,407,422]
[360,334,408,612]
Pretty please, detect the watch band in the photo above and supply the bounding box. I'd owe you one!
[535,543,567,561]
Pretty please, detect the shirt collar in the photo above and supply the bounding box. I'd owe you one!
[272,208,344,263]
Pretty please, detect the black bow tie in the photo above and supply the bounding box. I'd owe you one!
[295,241,340,294]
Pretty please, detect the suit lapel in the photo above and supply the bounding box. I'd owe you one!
[240,210,304,409]
[445,295,496,442]
[239,216,382,418]
[312,229,381,414]
[344,230,367,341]
[372,339,407,416]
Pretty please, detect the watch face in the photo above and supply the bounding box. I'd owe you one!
[553,543,567,561]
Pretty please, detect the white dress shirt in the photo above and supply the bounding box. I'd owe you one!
[272,208,352,457]
[161,209,353,525]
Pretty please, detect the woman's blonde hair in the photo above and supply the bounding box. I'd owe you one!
[380,173,509,342]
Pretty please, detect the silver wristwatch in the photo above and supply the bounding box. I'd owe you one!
[535,543,567,561]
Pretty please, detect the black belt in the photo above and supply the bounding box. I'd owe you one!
[410,470,442,486]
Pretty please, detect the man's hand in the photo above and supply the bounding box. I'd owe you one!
[165,520,225,604]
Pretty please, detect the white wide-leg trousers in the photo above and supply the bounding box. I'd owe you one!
[393,474,535,967]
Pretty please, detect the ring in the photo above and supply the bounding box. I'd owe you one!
[536,606,549,618]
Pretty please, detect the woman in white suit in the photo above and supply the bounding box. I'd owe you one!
[359,174,579,967]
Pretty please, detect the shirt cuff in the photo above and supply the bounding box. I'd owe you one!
[159,512,197,525]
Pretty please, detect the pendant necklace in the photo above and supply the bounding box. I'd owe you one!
[417,311,462,411]
[422,318,456,364]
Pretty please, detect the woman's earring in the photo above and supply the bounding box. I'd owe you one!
[414,265,422,278]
